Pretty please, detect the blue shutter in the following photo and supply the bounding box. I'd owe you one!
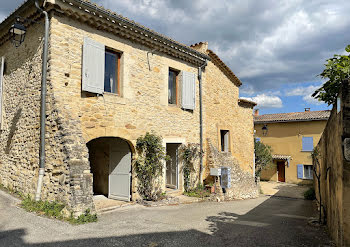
[181,71,196,110]
[82,37,105,94]
[302,137,313,151]
[0,56,4,128]
[256,138,261,142]
[297,164,304,179]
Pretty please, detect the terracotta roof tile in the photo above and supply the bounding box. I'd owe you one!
[254,110,330,123]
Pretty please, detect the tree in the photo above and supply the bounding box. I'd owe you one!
[254,138,273,178]
[312,45,350,105]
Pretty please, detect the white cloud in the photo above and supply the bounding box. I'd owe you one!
[285,84,323,105]
[241,94,283,108]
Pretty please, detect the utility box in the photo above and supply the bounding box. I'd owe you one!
[220,167,231,189]
[210,168,221,176]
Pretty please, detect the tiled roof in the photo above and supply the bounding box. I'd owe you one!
[238,98,257,107]
[254,110,331,123]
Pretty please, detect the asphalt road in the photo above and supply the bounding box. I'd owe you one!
[0,190,332,247]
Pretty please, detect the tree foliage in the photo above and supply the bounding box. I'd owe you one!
[134,132,169,201]
[312,45,350,105]
[254,138,273,178]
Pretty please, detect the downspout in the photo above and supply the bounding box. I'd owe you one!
[35,0,49,201]
[198,60,207,185]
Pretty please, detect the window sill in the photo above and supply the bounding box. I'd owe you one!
[101,92,126,105]
[301,150,313,152]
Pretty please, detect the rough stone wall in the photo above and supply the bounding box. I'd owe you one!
[0,19,76,207]
[315,80,350,246]
[206,142,259,199]
[49,14,201,202]
[201,54,255,176]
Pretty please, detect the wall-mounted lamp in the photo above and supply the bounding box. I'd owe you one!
[9,17,27,47]
[262,124,268,136]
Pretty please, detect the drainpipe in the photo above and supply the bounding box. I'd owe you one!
[35,0,49,201]
[198,60,207,185]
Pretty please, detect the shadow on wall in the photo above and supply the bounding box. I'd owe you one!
[1,190,332,246]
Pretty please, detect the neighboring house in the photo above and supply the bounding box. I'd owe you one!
[314,80,350,246]
[254,109,330,184]
[0,0,257,215]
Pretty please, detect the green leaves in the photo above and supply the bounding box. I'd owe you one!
[254,138,273,178]
[313,45,350,105]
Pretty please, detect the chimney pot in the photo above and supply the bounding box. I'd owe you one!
[254,109,259,116]
[305,108,310,112]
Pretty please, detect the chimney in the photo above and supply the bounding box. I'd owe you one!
[304,108,310,112]
[190,42,208,53]
[254,109,259,116]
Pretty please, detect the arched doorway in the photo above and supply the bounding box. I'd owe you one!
[87,137,132,201]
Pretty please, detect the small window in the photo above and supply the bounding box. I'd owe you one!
[104,50,120,94]
[302,137,313,151]
[220,130,230,152]
[168,69,178,105]
[303,165,313,179]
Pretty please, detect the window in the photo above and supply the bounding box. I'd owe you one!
[302,137,313,151]
[104,50,120,94]
[297,164,313,180]
[220,130,230,152]
[168,69,178,105]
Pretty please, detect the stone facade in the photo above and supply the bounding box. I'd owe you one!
[0,0,257,215]
[315,80,350,246]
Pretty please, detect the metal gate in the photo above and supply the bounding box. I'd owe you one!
[109,139,131,201]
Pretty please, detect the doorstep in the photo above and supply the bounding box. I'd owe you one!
[93,195,136,214]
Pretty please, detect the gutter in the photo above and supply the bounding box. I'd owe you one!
[198,60,207,185]
[35,0,49,202]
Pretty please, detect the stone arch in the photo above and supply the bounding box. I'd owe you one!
[87,136,134,201]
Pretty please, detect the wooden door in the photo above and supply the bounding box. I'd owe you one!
[277,162,285,182]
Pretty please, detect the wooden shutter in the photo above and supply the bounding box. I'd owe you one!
[302,137,313,151]
[181,71,196,110]
[82,37,105,94]
[297,164,304,179]
[0,56,4,128]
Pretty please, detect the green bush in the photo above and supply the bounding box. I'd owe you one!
[304,187,316,200]
[184,185,210,198]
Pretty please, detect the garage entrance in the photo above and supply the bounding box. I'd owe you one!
[87,137,132,201]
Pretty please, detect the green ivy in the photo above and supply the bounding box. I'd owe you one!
[179,143,200,192]
[134,132,169,201]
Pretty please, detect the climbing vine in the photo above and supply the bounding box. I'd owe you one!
[133,132,169,201]
[179,143,200,192]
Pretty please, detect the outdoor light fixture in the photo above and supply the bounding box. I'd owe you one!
[262,124,268,136]
[9,17,26,47]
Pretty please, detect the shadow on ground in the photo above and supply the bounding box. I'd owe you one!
[1,187,333,247]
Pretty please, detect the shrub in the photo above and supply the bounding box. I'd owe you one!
[68,209,97,224]
[304,187,316,200]
[184,185,210,198]
[134,132,169,201]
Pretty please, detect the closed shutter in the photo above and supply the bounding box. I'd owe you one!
[82,37,105,94]
[297,164,304,179]
[302,137,313,151]
[181,71,196,110]
[0,56,4,128]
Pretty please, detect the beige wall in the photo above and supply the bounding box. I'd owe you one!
[203,60,254,176]
[255,120,327,184]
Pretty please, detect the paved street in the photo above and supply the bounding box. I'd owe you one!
[0,189,332,247]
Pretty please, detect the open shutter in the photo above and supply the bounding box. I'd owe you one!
[0,57,4,128]
[181,71,196,110]
[297,164,304,179]
[302,137,313,151]
[82,37,105,94]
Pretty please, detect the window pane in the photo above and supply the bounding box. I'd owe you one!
[168,70,176,104]
[220,130,229,152]
[104,51,118,94]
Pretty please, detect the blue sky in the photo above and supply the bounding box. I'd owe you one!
[1,0,349,115]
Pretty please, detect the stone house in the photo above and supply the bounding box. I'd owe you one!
[0,0,257,215]
[254,109,330,184]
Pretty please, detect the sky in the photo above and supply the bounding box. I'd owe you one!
[1,0,350,114]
